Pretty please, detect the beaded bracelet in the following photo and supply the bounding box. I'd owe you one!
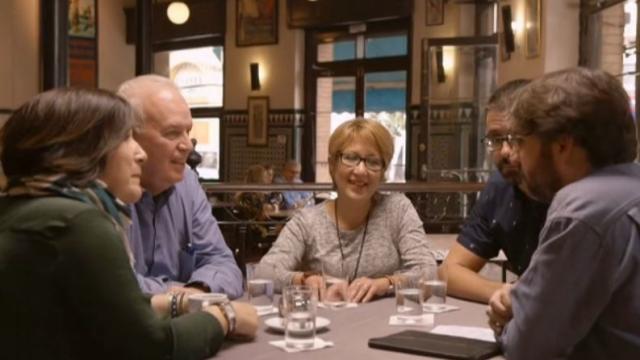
[170,293,180,318]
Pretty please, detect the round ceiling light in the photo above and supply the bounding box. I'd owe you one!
[167,2,190,25]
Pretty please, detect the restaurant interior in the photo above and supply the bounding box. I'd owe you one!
[0,0,637,264]
[1,1,639,358]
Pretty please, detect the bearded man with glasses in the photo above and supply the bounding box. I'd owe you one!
[441,79,549,303]
[487,67,640,360]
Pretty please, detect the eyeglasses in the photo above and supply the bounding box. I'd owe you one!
[481,134,526,152]
[338,152,385,172]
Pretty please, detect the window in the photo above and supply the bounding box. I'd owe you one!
[154,46,223,180]
[308,20,410,183]
[623,1,637,114]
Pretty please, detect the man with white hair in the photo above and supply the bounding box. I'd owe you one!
[118,75,243,298]
[274,159,313,209]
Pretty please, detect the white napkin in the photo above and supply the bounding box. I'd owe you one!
[256,306,279,316]
[269,337,335,353]
[317,302,358,309]
[422,304,460,314]
[388,314,434,327]
[430,325,496,343]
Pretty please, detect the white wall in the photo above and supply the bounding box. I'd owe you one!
[224,0,305,110]
[498,0,579,84]
[543,0,580,73]
[0,0,40,110]
[0,0,135,108]
[99,0,136,91]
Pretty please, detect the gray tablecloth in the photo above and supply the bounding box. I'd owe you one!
[213,296,504,359]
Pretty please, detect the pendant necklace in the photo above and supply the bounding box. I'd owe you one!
[334,199,371,283]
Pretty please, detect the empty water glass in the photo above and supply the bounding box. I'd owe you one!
[246,263,274,313]
[394,269,424,323]
[421,264,448,312]
[283,285,317,349]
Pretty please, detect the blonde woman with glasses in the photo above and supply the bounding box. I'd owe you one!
[256,118,435,303]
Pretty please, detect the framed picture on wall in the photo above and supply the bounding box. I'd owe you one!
[68,0,98,87]
[426,0,444,26]
[236,0,278,47]
[525,0,541,58]
[247,97,269,146]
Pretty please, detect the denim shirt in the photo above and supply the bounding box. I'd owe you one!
[273,176,313,209]
[128,169,243,298]
[457,171,548,275]
[500,163,640,359]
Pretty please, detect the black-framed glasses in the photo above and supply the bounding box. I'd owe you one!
[481,134,526,152]
[338,152,385,172]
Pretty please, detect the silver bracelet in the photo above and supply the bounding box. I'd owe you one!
[218,302,236,336]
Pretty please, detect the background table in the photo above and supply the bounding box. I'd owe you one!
[213,296,504,359]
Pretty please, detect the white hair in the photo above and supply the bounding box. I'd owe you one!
[117,75,180,120]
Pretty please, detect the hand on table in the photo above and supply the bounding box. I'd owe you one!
[347,277,389,303]
[486,283,514,336]
[204,301,258,339]
[302,274,325,298]
[230,302,259,339]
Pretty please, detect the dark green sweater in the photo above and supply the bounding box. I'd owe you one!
[0,196,224,360]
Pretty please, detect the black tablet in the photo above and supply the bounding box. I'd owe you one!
[369,330,501,360]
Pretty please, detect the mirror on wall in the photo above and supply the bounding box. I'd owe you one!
[421,37,498,181]
[418,36,497,223]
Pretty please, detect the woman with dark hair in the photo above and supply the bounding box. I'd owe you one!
[0,88,257,359]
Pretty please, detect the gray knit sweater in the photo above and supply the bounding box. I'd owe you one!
[255,193,436,291]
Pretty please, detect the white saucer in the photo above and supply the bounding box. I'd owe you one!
[264,316,331,332]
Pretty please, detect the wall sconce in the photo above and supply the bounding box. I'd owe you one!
[442,46,455,74]
[250,63,261,91]
[167,1,190,25]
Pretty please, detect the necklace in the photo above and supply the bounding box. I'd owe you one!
[334,199,371,282]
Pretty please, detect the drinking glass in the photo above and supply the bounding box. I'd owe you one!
[421,264,448,312]
[246,263,274,313]
[322,261,349,309]
[394,269,425,323]
[283,285,317,349]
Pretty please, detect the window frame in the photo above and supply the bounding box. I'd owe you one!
[152,36,226,180]
[303,18,412,181]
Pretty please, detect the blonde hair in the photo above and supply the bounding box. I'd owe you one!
[328,118,394,180]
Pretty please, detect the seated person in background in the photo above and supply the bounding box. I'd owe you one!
[0,88,257,359]
[441,79,549,303]
[118,75,243,298]
[235,164,281,228]
[235,164,283,253]
[256,119,436,303]
[274,159,314,209]
[263,163,275,184]
[487,67,640,359]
